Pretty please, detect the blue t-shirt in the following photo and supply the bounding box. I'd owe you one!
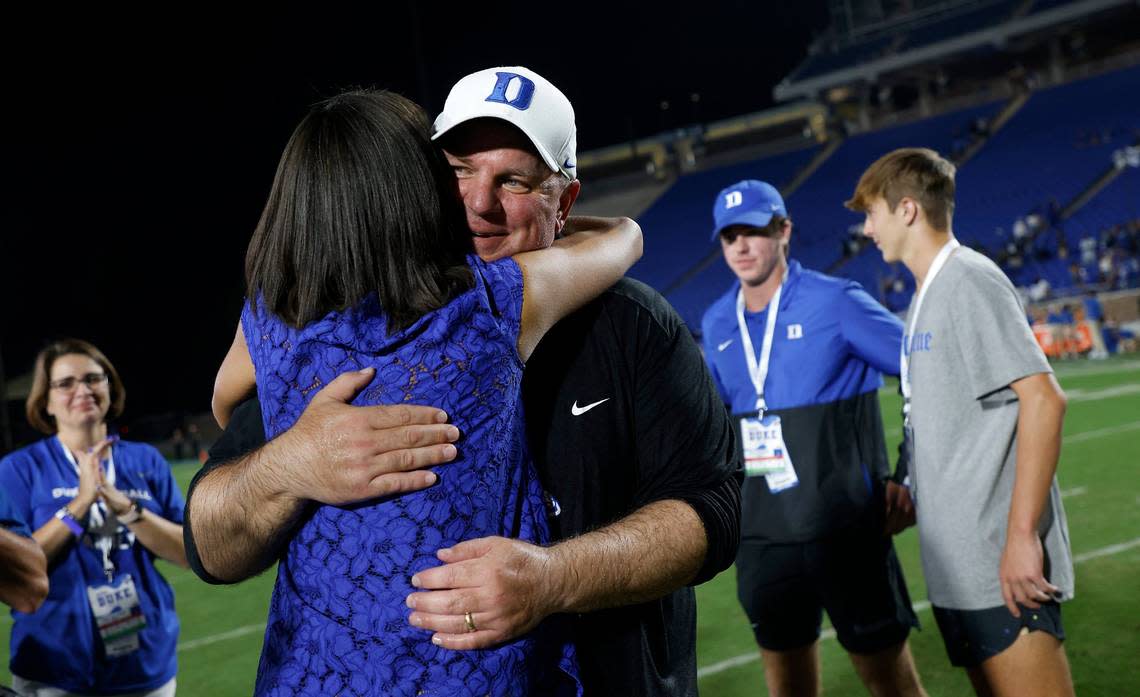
[0,488,31,537]
[243,254,578,697]
[0,438,184,694]
[701,259,904,415]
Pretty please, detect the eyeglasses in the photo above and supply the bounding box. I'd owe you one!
[49,373,109,392]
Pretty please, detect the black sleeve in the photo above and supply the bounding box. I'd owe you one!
[183,398,267,584]
[631,303,742,585]
[889,380,909,485]
[891,436,910,485]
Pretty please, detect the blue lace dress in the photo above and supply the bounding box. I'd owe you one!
[243,255,579,697]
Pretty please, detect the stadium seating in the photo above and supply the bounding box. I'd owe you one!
[954,65,1140,252]
[628,146,819,293]
[632,64,1138,328]
[788,102,1002,265]
[1062,166,1140,245]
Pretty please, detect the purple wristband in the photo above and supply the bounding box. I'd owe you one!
[55,508,85,537]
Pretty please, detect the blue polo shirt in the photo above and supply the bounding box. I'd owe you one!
[701,259,903,414]
[0,438,183,694]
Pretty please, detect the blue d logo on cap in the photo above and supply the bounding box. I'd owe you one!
[486,72,536,111]
[711,179,787,241]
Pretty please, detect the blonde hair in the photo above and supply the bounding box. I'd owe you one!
[845,148,956,232]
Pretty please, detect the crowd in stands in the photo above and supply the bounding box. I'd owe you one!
[1003,215,1140,301]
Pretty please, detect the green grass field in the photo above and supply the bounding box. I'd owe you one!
[4,358,1138,695]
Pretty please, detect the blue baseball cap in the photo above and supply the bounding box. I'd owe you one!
[711,180,787,241]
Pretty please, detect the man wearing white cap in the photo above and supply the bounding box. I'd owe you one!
[185,67,740,695]
[701,180,927,697]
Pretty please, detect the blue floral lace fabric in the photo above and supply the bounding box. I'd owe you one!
[242,254,579,697]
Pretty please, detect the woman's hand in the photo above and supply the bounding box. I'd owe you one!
[97,472,133,518]
[71,438,114,517]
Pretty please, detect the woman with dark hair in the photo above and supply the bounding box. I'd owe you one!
[210,89,640,695]
[0,339,188,696]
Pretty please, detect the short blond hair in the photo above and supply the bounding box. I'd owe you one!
[845,148,956,232]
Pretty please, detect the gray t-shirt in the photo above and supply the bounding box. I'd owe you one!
[906,246,1074,610]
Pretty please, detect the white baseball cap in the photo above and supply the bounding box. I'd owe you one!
[432,66,577,180]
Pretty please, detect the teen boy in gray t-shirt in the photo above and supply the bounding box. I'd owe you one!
[847,148,1076,697]
[905,247,1073,610]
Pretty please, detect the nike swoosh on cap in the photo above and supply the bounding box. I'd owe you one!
[717,339,734,352]
[571,398,610,416]
[563,158,575,169]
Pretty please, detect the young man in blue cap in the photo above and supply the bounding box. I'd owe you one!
[701,179,927,697]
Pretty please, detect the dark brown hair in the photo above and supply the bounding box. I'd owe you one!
[26,339,125,434]
[845,148,956,231]
[245,89,473,331]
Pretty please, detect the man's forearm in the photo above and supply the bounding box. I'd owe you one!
[407,497,712,649]
[550,498,706,613]
[188,447,304,583]
[0,528,48,613]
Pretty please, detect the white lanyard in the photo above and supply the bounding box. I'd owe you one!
[58,437,118,580]
[736,276,784,413]
[901,239,960,416]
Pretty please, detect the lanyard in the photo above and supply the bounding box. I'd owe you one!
[736,275,784,413]
[901,239,960,418]
[59,438,118,581]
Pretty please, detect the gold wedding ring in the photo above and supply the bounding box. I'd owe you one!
[464,611,476,633]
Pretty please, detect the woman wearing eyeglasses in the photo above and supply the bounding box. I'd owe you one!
[0,339,187,697]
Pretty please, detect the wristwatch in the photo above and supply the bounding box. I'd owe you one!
[116,499,145,524]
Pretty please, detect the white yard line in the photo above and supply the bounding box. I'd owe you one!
[1073,537,1140,564]
[1065,384,1140,402]
[1061,486,1088,498]
[697,537,1140,680]
[1052,360,1140,379]
[178,622,266,652]
[1063,420,1140,444]
[890,419,1140,444]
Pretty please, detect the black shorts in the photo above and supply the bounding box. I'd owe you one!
[933,601,1065,667]
[735,525,918,654]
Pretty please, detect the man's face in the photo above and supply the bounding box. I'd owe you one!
[862,196,909,262]
[720,221,790,287]
[440,120,581,261]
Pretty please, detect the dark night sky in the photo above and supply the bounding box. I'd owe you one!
[1,1,829,428]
